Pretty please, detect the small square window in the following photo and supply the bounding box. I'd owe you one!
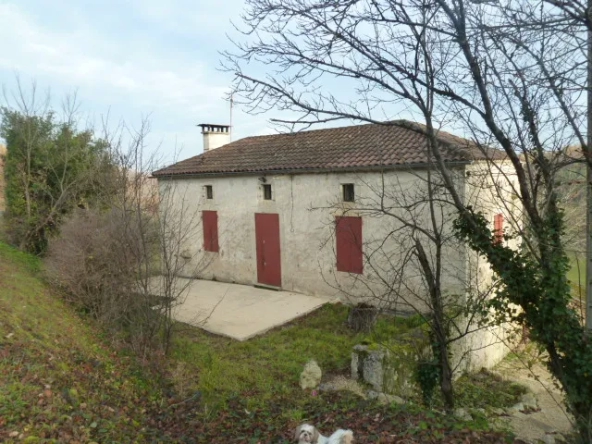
[205,185,213,199]
[342,183,355,202]
[262,184,272,200]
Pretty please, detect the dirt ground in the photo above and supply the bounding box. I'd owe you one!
[495,358,573,443]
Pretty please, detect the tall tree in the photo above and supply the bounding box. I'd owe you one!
[317,146,508,409]
[1,87,114,254]
[46,117,210,356]
[227,0,592,438]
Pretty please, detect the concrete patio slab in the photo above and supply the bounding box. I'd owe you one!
[149,277,335,341]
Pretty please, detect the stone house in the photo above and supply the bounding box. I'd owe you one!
[153,121,518,368]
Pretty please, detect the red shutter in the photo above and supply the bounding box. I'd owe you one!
[336,216,363,274]
[203,210,219,252]
[494,213,504,244]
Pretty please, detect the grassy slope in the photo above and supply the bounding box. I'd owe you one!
[0,241,522,443]
[0,242,163,443]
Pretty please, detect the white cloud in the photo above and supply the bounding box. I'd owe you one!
[0,3,229,113]
[0,1,300,165]
[0,1,261,162]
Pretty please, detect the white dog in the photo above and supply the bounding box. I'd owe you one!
[294,424,354,444]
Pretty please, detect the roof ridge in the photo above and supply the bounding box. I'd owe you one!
[234,119,421,142]
[153,120,502,178]
[386,120,474,146]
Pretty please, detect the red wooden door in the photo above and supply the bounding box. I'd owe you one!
[202,211,219,252]
[336,216,363,274]
[255,213,282,287]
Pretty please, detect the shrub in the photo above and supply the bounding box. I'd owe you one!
[46,208,161,353]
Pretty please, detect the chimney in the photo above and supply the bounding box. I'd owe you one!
[198,124,231,152]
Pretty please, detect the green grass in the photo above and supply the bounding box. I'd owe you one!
[0,241,164,443]
[454,369,528,410]
[170,305,424,411]
[567,252,585,289]
[0,240,520,442]
[567,253,587,322]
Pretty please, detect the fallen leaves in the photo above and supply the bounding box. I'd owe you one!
[145,392,515,443]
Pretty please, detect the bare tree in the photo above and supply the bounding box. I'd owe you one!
[317,159,511,409]
[46,117,211,357]
[226,0,592,437]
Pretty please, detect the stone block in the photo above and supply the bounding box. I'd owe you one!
[351,345,385,392]
[351,336,427,398]
[300,360,322,390]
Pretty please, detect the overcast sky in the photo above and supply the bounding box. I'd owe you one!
[0,0,287,164]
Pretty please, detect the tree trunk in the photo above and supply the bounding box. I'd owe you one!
[414,238,455,410]
[437,330,454,410]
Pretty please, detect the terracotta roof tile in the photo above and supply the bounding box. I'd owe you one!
[153,120,504,177]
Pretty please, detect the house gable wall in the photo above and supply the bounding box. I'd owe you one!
[454,160,522,371]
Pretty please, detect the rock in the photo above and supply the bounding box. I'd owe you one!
[9,431,18,438]
[470,408,486,417]
[300,360,322,390]
[542,434,556,444]
[318,375,366,397]
[554,433,566,442]
[454,408,473,421]
[376,393,405,405]
[489,407,505,416]
[505,402,525,415]
[351,337,428,398]
[318,382,336,392]
[520,392,538,411]
[367,390,380,400]
[351,345,386,392]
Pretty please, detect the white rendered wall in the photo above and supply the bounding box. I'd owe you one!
[453,160,522,371]
[160,164,521,370]
[203,131,230,151]
[159,168,469,311]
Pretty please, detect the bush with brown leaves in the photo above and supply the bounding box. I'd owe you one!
[46,207,161,353]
